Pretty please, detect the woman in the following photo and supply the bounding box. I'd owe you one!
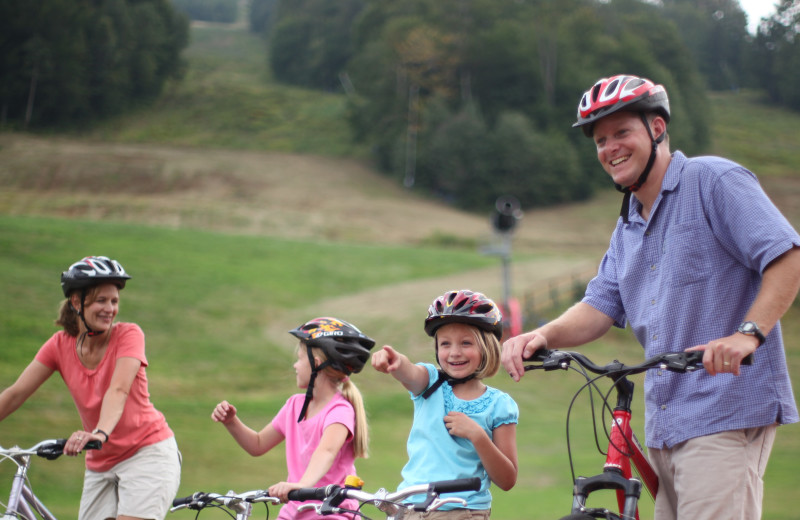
[0,256,181,520]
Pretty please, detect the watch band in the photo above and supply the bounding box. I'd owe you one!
[92,428,110,443]
[737,321,765,347]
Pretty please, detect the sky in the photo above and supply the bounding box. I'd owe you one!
[739,0,778,34]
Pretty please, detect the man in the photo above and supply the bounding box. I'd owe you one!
[501,74,800,519]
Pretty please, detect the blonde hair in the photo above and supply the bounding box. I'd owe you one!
[310,346,369,459]
[55,286,104,337]
[436,325,501,380]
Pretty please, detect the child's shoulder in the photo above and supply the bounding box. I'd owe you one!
[483,384,518,405]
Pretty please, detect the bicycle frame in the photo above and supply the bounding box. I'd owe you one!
[3,451,58,520]
[570,375,657,520]
[2,439,100,520]
[523,349,721,520]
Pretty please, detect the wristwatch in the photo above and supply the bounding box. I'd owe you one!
[92,428,110,443]
[737,321,765,347]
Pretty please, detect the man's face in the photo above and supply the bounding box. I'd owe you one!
[592,111,655,189]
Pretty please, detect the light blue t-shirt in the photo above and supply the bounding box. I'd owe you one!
[398,363,519,510]
[584,151,800,449]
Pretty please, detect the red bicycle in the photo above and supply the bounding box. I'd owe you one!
[522,348,750,520]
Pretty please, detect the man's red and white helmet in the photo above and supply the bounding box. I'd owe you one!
[573,75,670,137]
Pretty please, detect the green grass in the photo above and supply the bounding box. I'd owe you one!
[1,215,798,519]
[708,89,800,178]
[83,26,366,157]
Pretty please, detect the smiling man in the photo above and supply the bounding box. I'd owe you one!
[502,74,800,520]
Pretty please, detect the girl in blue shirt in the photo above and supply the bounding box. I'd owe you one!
[372,289,519,518]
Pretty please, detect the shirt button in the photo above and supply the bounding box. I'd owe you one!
[653,335,658,340]
[651,299,656,305]
[651,264,657,271]
[657,370,663,376]
[661,405,667,410]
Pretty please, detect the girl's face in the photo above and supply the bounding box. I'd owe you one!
[293,343,313,389]
[436,323,483,379]
[74,283,119,333]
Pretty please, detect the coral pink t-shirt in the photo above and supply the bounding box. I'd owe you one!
[271,393,358,520]
[35,322,173,472]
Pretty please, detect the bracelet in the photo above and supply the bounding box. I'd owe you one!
[92,428,110,443]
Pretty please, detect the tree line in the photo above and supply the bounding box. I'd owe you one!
[4,0,799,211]
[247,0,800,211]
[0,0,188,128]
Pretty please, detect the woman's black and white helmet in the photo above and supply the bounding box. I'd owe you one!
[61,256,131,297]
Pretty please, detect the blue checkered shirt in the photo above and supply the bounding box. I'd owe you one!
[584,151,800,448]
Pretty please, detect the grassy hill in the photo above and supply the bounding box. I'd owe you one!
[1,20,799,520]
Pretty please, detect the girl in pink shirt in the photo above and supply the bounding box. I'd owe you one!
[0,256,181,520]
[211,317,374,520]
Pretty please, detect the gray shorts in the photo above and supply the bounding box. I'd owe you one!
[79,437,182,520]
[396,509,491,520]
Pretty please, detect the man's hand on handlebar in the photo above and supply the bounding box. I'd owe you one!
[501,331,547,381]
[686,332,758,377]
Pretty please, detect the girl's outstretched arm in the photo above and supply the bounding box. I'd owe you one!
[444,413,518,490]
[211,400,284,456]
[268,422,350,501]
[371,345,429,396]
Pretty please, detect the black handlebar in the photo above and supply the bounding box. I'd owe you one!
[36,439,102,460]
[288,486,334,501]
[172,493,203,507]
[523,348,752,376]
[429,477,481,494]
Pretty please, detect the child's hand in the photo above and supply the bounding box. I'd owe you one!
[443,411,483,441]
[211,400,237,424]
[371,345,403,373]
[268,481,301,503]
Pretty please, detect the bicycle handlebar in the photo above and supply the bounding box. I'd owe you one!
[171,489,281,511]
[291,477,481,516]
[0,438,102,461]
[523,349,752,376]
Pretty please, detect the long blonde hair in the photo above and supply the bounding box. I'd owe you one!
[311,347,369,459]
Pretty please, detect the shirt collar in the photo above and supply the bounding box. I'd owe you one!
[625,151,685,225]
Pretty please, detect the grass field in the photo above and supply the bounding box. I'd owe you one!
[1,18,799,520]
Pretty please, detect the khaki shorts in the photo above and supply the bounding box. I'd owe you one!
[79,437,182,520]
[396,509,491,520]
[648,425,776,520]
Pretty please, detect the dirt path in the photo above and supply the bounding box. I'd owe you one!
[264,256,597,358]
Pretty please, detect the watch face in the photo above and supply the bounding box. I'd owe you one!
[741,322,755,333]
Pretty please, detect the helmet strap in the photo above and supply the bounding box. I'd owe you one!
[76,289,102,337]
[296,347,333,422]
[421,370,476,399]
[615,113,666,224]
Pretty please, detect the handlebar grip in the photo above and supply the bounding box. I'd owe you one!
[429,477,481,494]
[288,485,336,501]
[522,348,552,362]
[173,493,203,507]
[85,440,102,451]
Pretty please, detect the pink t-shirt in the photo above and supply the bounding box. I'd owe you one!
[271,393,359,520]
[35,322,174,472]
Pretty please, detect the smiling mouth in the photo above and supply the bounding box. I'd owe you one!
[611,155,630,166]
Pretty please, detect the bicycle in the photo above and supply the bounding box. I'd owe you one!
[1,438,101,520]
[171,477,480,520]
[522,348,751,520]
[291,476,481,519]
